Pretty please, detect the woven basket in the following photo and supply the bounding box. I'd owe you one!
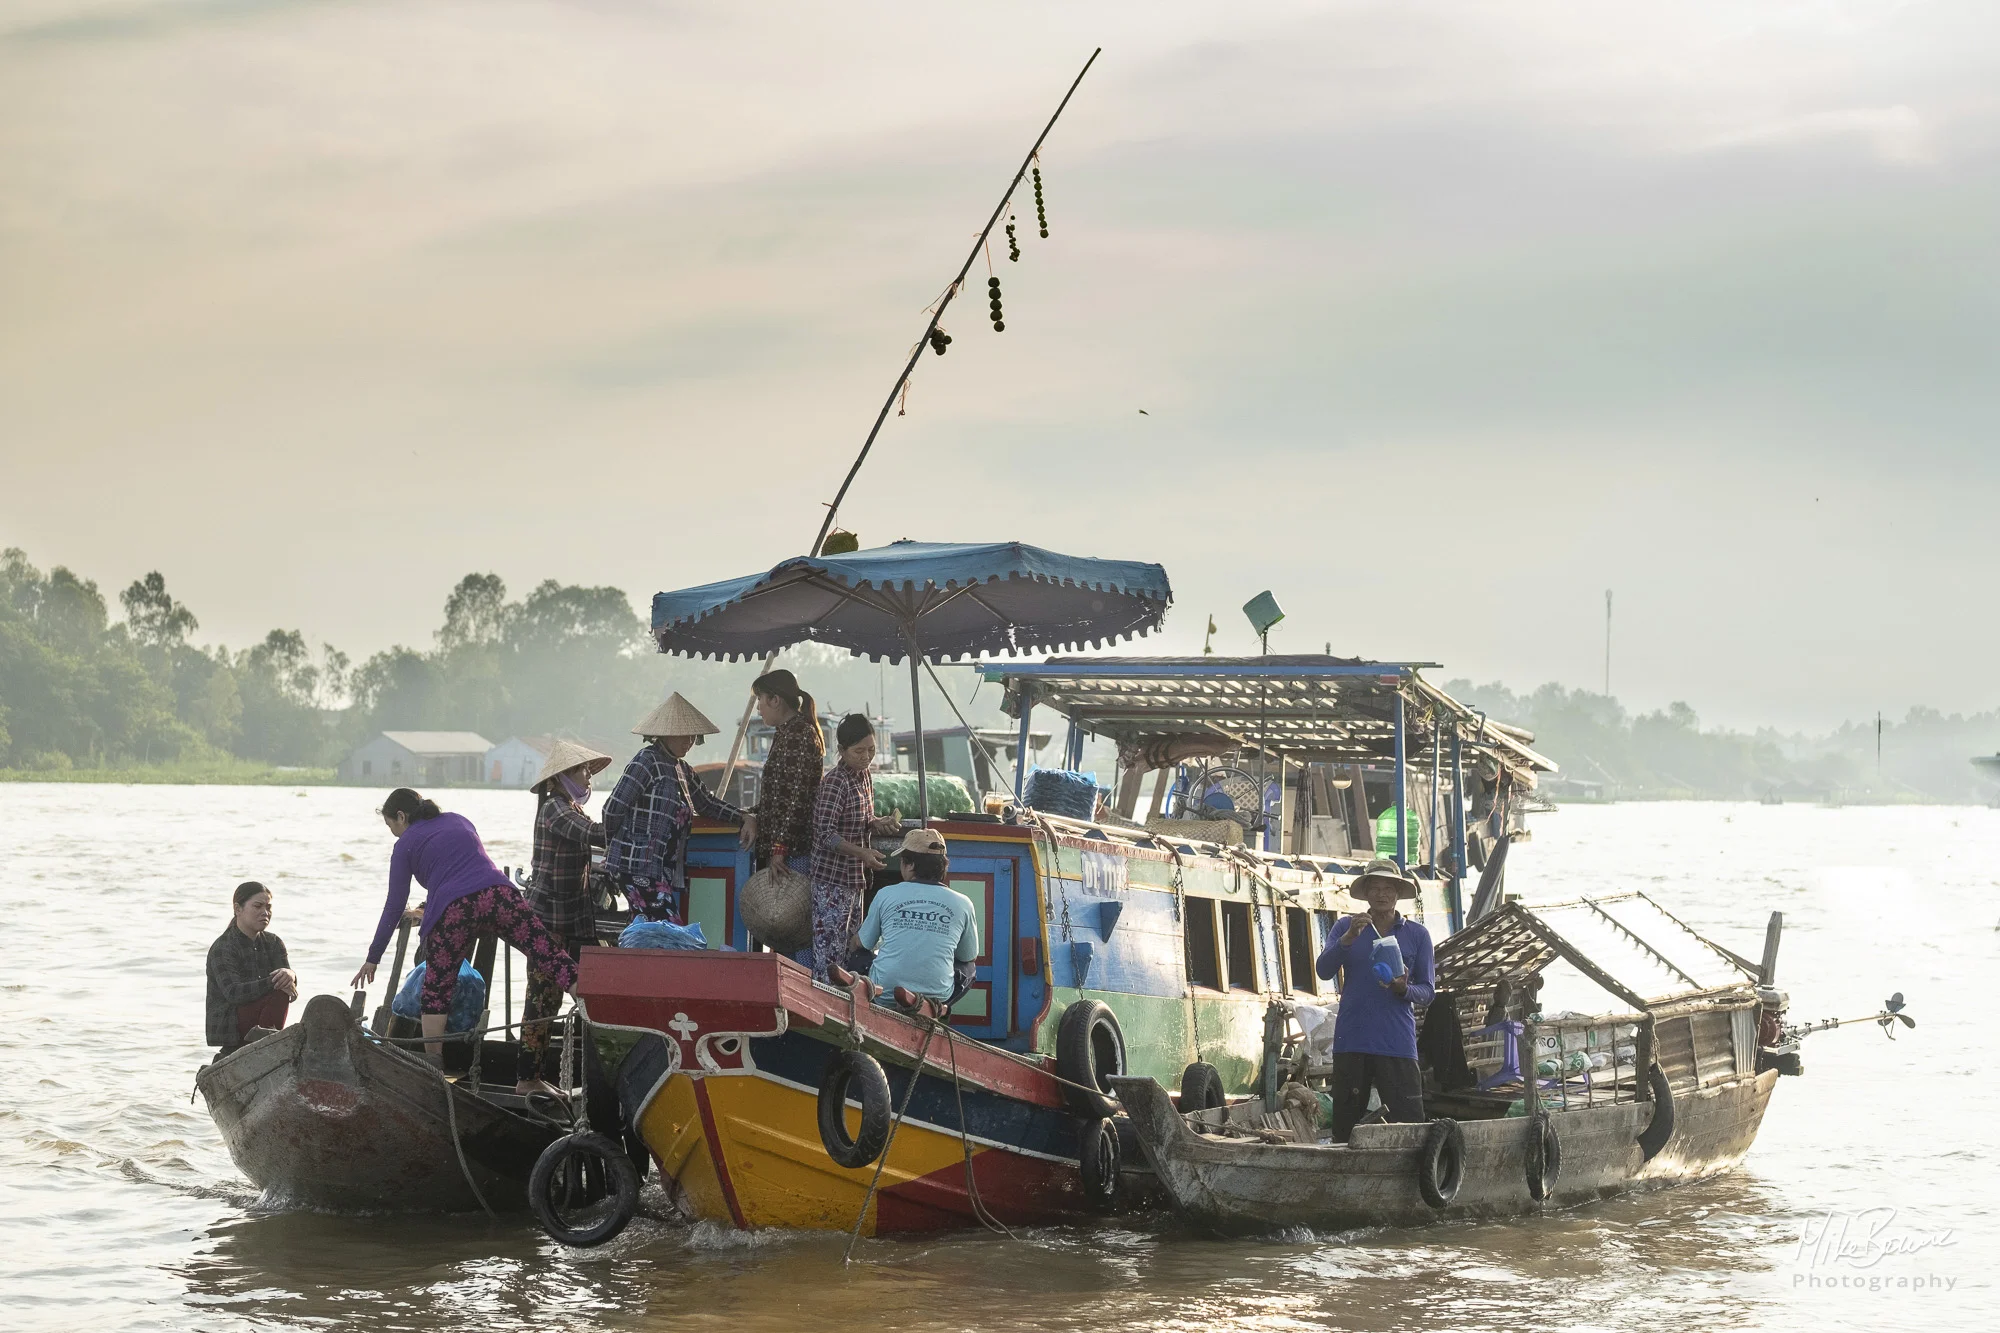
[739,858,813,954]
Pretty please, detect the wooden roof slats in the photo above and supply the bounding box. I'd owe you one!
[1432,896,1751,1012]
[1580,897,1701,990]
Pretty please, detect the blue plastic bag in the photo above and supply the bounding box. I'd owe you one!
[619,918,708,951]
[390,958,487,1034]
[1371,935,1406,980]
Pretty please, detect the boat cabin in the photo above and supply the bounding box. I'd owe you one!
[1426,891,1773,1122]
[675,655,1556,1095]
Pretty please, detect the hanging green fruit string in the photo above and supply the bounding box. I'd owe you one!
[987,275,1005,332]
[1005,212,1021,262]
[1032,164,1048,238]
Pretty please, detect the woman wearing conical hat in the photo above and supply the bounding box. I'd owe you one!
[518,739,611,1094]
[602,693,747,923]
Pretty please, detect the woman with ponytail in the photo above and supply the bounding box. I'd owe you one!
[348,788,579,1071]
[744,668,824,874]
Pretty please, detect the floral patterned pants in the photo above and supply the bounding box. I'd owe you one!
[518,930,592,1082]
[419,884,578,1016]
[809,882,864,982]
[618,873,682,924]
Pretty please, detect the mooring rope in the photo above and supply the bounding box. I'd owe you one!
[842,1020,940,1265]
[941,1023,1019,1241]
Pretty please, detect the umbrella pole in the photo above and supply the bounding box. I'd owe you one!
[907,647,928,822]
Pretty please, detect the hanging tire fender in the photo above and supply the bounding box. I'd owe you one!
[1417,1117,1465,1209]
[1526,1110,1562,1202]
[1637,1063,1676,1162]
[530,1132,640,1248]
[817,1049,893,1169]
[1056,1000,1126,1119]
[1077,1116,1122,1213]
[1178,1061,1226,1115]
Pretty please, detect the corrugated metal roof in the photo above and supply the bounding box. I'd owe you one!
[980,655,1555,779]
[1435,892,1756,1012]
[379,731,494,754]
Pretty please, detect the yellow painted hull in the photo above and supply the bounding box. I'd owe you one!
[639,1067,1080,1235]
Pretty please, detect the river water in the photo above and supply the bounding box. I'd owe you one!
[1,785,1992,1331]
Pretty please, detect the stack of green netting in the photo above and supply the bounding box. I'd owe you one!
[870,772,974,820]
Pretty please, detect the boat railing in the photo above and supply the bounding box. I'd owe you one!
[1463,1012,1649,1111]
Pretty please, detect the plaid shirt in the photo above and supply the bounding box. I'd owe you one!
[205,925,289,1047]
[603,743,744,890]
[527,793,605,938]
[810,762,876,897]
[754,713,824,866]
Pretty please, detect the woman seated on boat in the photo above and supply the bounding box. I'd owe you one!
[1315,858,1437,1141]
[347,788,578,1063]
[830,828,978,1017]
[206,881,298,1059]
[520,740,611,1094]
[742,668,823,875]
[809,713,903,981]
[602,693,748,922]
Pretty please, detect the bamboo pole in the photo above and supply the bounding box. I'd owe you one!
[708,49,1103,800]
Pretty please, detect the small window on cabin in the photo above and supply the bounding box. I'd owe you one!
[1286,907,1317,995]
[1220,900,1257,991]
[1185,899,1222,990]
[362,760,372,777]
[391,759,402,776]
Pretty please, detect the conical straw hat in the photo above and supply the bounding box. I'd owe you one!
[633,691,720,738]
[533,738,612,789]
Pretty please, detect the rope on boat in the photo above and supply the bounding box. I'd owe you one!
[941,1024,1019,1241]
[842,1020,940,1266]
[414,1049,496,1219]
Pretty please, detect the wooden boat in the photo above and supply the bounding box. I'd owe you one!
[1114,893,1803,1234]
[565,655,1558,1238]
[197,992,566,1212]
[581,947,1100,1234]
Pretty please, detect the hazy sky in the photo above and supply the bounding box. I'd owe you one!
[4,1,1996,733]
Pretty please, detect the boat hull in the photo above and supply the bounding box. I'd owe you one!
[196,994,561,1212]
[582,948,1100,1235]
[1114,1070,1779,1234]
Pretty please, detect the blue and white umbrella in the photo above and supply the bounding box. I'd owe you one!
[651,540,1172,816]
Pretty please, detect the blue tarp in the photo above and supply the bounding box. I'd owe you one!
[619,919,709,951]
[650,540,1171,662]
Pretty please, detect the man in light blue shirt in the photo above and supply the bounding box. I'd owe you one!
[854,828,978,1017]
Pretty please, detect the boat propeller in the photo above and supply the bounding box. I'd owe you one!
[1878,992,1916,1039]
[1786,993,1916,1042]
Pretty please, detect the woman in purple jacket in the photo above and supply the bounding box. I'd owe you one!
[347,788,577,1074]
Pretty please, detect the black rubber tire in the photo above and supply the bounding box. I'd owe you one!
[1178,1061,1226,1114]
[1417,1117,1465,1209]
[1526,1111,1562,1202]
[817,1049,893,1168]
[530,1132,640,1248]
[1077,1116,1121,1213]
[1636,1063,1676,1162]
[1056,1000,1126,1119]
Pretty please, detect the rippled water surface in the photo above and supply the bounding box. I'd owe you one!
[3,786,1995,1331]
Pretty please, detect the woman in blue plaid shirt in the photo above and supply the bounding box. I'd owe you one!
[602,693,748,922]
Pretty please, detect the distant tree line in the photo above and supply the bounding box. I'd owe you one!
[0,549,677,771]
[0,548,979,774]
[8,544,1994,799]
[1444,679,2000,803]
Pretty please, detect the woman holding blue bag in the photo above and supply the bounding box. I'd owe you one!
[348,788,578,1065]
[1314,857,1436,1140]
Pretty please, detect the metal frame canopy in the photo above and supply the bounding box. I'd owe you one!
[650,541,1171,663]
[978,655,1557,779]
